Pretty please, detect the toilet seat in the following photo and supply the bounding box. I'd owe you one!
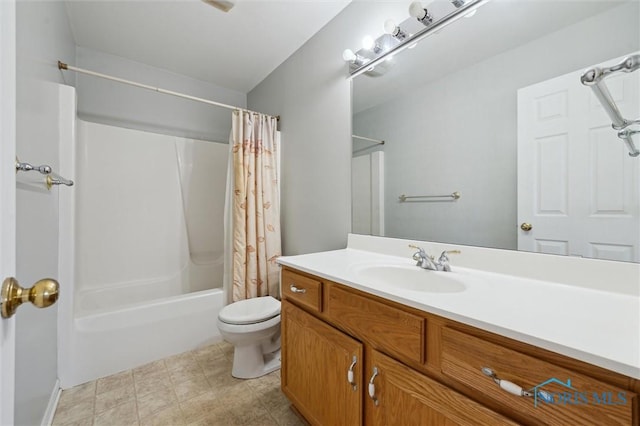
[218,296,280,325]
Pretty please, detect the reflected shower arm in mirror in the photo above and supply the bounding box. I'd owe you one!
[344,0,489,79]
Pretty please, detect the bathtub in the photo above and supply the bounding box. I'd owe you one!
[62,287,223,388]
[57,85,228,388]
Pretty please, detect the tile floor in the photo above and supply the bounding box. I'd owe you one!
[52,341,304,426]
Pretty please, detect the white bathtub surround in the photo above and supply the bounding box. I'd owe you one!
[277,233,640,379]
[230,111,281,301]
[58,85,228,388]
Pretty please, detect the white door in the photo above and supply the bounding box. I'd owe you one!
[0,0,17,424]
[517,53,640,262]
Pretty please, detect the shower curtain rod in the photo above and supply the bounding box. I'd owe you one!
[58,61,280,121]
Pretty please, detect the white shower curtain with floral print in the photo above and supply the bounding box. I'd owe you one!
[226,110,281,302]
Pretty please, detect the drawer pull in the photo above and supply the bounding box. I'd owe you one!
[368,367,379,406]
[482,367,532,396]
[347,355,357,391]
[481,367,553,401]
[289,284,306,294]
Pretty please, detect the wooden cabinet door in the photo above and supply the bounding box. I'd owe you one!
[282,300,363,426]
[366,350,518,426]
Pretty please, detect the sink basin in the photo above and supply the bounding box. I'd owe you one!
[350,263,467,293]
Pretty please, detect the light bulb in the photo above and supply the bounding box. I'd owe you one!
[409,1,426,20]
[384,19,397,35]
[384,19,408,41]
[342,49,356,62]
[409,1,433,25]
[362,36,375,51]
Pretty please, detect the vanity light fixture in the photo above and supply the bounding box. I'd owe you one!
[362,36,383,54]
[409,1,434,26]
[449,0,476,16]
[342,49,369,67]
[345,0,488,79]
[384,19,409,41]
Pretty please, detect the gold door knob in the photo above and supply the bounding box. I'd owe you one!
[520,223,533,232]
[1,277,59,319]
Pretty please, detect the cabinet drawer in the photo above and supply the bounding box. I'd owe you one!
[327,285,425,364]
[441,327,635,425]
[281,268,323,313]
[369,349,518,425]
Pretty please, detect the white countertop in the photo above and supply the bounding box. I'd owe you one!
[278,246,640,379]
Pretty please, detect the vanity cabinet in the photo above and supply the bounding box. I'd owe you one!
[280,267,639,425]
[281,300,363,426]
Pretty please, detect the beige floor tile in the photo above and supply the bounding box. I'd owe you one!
[216,342,234,360]
[203,358,233,377]
[93,401,138,426]
[52,397,94,425]
[57,381,97,410]
[174,376,212,402]
[135,371,173,399]
[133,360,167,381]
[185,405,234,426]
[51,415,94,426]
[54,346,292,426]
[178,391,222,425]
[140,404,185,426]
[95,381,136,414]
[256,385,290,411]
[190,344,224,360]
[169,364,206,385]
[96,370,134,395]
[136,387,178,420]
[269,404,306,426]
[226,397,271,426]
[233,412,279,426]
[164,352,196,372]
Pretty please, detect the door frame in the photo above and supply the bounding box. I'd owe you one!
[0,0,17,423]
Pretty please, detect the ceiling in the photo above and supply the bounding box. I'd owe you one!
[64,0,351,93]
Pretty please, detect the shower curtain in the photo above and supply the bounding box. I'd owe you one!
[227,110,281,302]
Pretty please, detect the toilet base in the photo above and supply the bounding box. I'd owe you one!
[231,345,281,379]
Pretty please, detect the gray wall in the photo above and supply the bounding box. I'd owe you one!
[353,2,640,250]
[76,46,246,143]
[247,2,403,255]
[15,1,75,425]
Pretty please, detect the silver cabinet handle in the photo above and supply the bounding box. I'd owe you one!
[481,367,552,402]
[289,284,306,294]
[347,355,357,391]
[368,367,379,406]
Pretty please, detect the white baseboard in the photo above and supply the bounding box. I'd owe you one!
[41,379,61,426]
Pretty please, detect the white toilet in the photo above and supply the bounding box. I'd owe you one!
[217,296,282,379]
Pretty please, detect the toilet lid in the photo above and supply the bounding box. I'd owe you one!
[218,296,281,325]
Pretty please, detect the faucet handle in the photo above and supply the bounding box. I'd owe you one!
[409,245,428,266]
[438,250,460,272]
[408,244,425,254]
[439,249,460,258]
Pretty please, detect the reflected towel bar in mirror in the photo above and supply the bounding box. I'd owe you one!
[352,134,385,145]
[581,54,640,157]
[399,192,460,202]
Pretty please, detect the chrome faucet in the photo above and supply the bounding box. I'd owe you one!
[409,245,460,272]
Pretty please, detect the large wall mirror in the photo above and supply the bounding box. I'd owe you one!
[351,0,640,262]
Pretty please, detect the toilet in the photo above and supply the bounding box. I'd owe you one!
[217,296,282,379]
